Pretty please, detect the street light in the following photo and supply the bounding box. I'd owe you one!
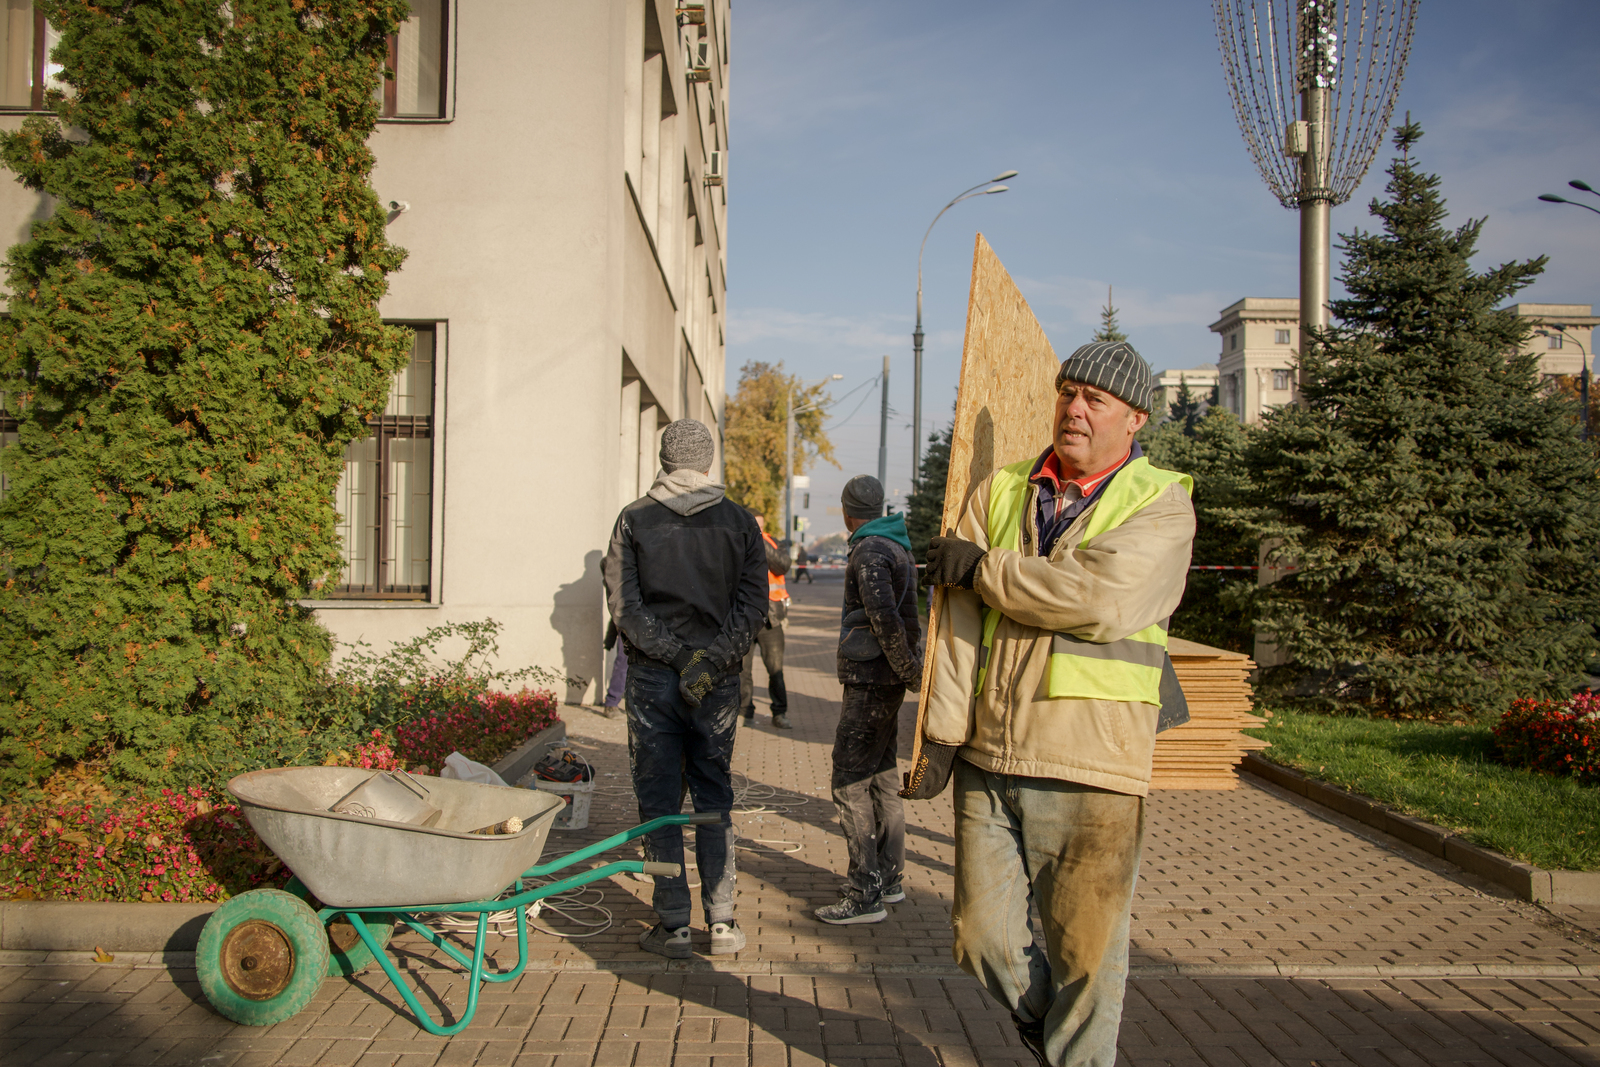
[786,374,843,546]
[913,171,1017,488]
[1538,179,1600,217]
[1540,325,1592,442]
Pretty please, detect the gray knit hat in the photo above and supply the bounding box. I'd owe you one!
[841,475,885,519]
[659,419,716,473]
[1054,341,1155,413]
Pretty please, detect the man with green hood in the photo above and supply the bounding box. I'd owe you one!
[816,475,924,925]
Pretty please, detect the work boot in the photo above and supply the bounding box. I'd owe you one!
[814,895,886,925]
[638,923,692,959]
[709,920,746,955]
[771,713,792,729]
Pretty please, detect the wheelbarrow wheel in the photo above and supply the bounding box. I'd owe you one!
[197,888,329,1026]
[282,876,394,977]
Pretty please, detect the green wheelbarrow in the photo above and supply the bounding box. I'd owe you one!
[196,766,706,1034]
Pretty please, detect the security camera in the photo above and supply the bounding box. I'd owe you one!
[388,200,410,213]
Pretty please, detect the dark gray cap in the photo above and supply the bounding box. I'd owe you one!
[660,419,716,473]
[1054,340,1155,413]
[841,475,885,519]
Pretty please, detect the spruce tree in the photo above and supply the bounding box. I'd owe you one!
[0,1,412,787]
[1167,375,1203,436]
[1092,285,1128,344]
[1229,120,1600,716]
[905,421,952,563]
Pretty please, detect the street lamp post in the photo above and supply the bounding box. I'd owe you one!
[913,171,1017,489]
[785,374,843,545]
[1542,324,1593,442]
[1538,179,1600,217]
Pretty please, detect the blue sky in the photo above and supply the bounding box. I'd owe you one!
[724,0,1600,541]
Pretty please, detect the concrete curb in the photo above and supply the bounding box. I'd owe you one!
[2,948,1595,981]
[0,720,571,952]
[1239,753,1600,906]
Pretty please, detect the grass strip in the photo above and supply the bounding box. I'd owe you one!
[1247,708,1600,872]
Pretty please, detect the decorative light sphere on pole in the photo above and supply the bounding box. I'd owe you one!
[1214,0,1419,390]
[913,170,1018,493]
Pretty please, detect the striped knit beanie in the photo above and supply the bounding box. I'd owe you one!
[1054,340,1155,413]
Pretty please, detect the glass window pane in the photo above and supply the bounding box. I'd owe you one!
[387,437,431,590]
[336,437,380,590]
[394,1,442,118]
[384,327,434,416]
[0,429,15,502]
[39,15,63,98]
[0,2,30,107]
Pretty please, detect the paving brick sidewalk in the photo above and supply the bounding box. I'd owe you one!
[4,571,1598,1066]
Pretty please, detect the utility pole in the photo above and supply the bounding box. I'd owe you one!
[784,388,794,542]
[876,355,889,499]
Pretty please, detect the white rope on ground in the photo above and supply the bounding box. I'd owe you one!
[437,748,821,941]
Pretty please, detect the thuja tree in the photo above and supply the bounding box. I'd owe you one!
[1228,121,1600,717]
[0,0,413,787]
[905,421,951,563]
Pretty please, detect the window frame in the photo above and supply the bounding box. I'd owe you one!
[330,322,447,603]
[377,0,452,123]
[1272,369,1292,391]
[1275,328,1291,345]
[0,8,55,113]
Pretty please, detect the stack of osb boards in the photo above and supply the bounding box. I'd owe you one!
[1150,637,1268,790]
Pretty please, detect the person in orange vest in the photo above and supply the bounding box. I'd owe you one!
[739,513,792,728]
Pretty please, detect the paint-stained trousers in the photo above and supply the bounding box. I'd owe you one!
[626,663,738,927]
[951,758,1145,1067]
[830,683,907,904]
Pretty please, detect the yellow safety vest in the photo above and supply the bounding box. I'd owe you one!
[976,456,1193,706]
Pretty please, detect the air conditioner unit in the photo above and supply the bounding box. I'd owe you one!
[689,41,711,82]
[676,2,706,26]
[705,151,723,187]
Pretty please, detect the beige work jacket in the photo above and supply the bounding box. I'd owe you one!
[922,469,1196,796]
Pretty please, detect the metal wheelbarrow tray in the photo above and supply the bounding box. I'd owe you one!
[228,766,568,908]
[198,766,718,1035]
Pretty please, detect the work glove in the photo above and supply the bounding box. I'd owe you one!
[671,647,716,709]
[899,739,959,800]
[923,536,987,590]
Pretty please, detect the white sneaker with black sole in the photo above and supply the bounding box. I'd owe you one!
[814,895,887,925]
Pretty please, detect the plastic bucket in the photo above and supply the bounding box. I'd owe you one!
[532,779,595,831]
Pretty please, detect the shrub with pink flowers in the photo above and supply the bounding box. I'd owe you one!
[0,773,286,902]
[396,685,561,769]
[1492,692,1600,786]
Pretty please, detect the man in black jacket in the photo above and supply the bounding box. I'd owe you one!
[816,475,924,925]
[603,419,768,958]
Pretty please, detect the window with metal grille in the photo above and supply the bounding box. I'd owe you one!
[334,327,436,599]
[1273,369,1292,391]
[376,0,447,119]
[1275,329,1291,344]
[0,3,63,110]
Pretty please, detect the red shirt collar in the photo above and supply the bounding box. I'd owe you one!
[1031,448,1131,496]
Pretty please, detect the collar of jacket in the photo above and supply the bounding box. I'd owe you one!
[646,468,727,516]
[848,512,912,551]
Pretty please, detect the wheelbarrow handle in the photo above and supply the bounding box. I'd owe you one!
[521,811,728,878]
[641,862,681,876]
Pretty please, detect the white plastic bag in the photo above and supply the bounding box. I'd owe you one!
[439,751,509,787]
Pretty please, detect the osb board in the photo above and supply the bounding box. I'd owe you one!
[910,234,1060,768]
[1153,637,1266,791]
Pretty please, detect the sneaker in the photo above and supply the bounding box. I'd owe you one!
[772,713,792,730]
[881,883,905,904]
[598,703,622,719]
[814,896,886,925]
[708,920,745,955]
[1012,1014,1048,1067]
[638,923,692,959]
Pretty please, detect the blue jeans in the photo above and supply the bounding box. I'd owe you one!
[951,759,1145,1067]
[625,662,739,927]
